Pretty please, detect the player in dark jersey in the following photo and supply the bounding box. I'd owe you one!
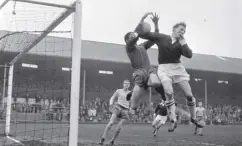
[152,100,168,137]
[124,12,165,113]
[136,13,203,132]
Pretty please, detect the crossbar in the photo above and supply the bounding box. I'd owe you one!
[0,0,10,10]
[9,2,75,65]
[14,0,75,9]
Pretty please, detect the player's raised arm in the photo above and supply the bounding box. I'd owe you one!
[179,35,193,58]
[109,90,119,106]
[125,13,152,52]
[140,13,160,50]
[135,13,163,41]
[151,13,160,33]
[139,12,153,24]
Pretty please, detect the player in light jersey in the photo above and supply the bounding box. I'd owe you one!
[99,80,131,145]
[195,102,207,136]
[152,100,168,137]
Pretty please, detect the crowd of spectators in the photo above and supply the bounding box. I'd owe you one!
[1,80,115,92]
[1,80,242,124]
[78,98,242,125]
[207,104,242,124]
[0,91,241,124]
[85,85,114,93]
[10,81,115,92]
[13,80,69,90]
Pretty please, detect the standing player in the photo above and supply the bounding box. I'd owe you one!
[136,13,203,131]
[195,102,207,136]
[99,80,131,145]
[124,12,165,113]
[152,100,168,137]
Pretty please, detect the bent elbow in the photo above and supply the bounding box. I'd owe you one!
[186,50,193,59]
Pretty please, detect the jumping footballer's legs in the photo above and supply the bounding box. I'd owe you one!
[128,73,165,102]
[148,73,161,87]
[148,70,166,101]
[129,70,147,111]
[154,85,166,101]
[157,65,177,132]
[177,81,203,128]
[148,73,166,100]
[161,80,177,132]
[130,85,145,110]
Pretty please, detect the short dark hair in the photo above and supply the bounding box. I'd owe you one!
[173,22,186,30]
[124,32,133,42]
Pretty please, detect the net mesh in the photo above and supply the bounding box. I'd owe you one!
[0,0,75,145]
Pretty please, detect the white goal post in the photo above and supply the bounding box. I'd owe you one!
[0,0,82,146]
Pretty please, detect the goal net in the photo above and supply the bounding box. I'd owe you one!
[0,0,80,145]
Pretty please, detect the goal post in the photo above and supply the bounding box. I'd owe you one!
[0,0,82,146]
[69,0,82,146]
[5,65,14,135]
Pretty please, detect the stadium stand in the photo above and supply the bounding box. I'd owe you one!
[1,30,242,124]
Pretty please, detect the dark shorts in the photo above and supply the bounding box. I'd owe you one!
[112,104,129,119]
[132,68,156,89]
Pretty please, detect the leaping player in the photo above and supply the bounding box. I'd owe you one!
[99,80,131,145]
[152,100,168,137]
[195,102,207,136]
[124,12,166,114]
[136,13,204,132]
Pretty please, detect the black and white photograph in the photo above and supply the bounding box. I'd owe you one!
[0,0,242,146]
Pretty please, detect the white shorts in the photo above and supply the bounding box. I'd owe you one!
[153,115,167,125]
[157,63,190,84]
